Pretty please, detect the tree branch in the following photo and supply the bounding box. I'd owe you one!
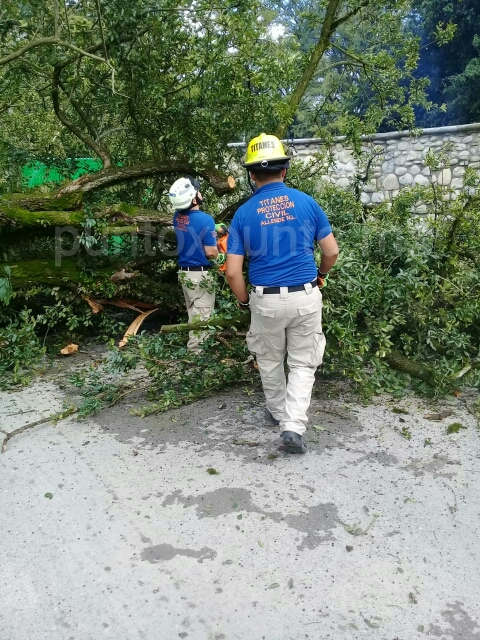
[58,79,98,140]
[0,36,58,67]
[274,0,342,138]
[330,42,371,68]
[331,0,372,30]
[52,64,112,168]
[0,36,116,69]
[56,162,236,197]
[1,407,77,453]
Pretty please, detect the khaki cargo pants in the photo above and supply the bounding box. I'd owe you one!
[247,283,326,436]
[179,270,215,353]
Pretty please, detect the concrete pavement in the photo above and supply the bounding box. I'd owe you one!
[1,378,480,639]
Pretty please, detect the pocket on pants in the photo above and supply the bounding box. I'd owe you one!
[255,305,276,319]
[307,331,326,367]
[246,331,267,356]
[298,301,319,316]
[192,300,211,321]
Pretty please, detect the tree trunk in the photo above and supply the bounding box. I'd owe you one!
[0,193,83,228]
[0,196,174,229]
[274,0,342,138]
[384,350,436,385]
[6,258,183,300]
[8,259,112,286]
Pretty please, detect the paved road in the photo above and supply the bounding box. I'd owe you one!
[1,379,480,639]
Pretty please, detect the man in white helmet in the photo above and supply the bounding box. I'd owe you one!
[169,176,218,353]
[226,134,339,454]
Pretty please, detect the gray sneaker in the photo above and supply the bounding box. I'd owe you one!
[281,431,308,454]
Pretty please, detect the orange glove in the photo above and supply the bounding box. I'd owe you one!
[317,270,328,288]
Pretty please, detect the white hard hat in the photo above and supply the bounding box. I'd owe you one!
[169,178,197,210]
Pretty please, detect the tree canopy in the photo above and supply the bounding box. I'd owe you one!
[411,0,480,126]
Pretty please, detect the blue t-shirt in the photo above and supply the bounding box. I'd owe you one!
[173,209,216,267]
[227,182,332,287]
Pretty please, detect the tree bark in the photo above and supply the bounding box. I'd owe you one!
[6,258,181,293]
[0,193,83,228]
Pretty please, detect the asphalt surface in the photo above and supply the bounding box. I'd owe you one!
[1,373,480,640]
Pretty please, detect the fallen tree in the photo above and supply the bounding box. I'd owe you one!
[2,0,479,403]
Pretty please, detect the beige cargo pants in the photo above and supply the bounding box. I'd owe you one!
[179,270,215,353]
[247,283,326,436]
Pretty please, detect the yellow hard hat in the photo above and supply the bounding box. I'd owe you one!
[243,133,291,169]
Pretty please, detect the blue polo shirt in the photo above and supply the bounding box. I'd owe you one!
[173,209,216,267]
[227,182,332,287]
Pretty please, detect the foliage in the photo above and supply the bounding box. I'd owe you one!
[412,0,480,125]
[70,329,256,418]
[1,0,441,183]
[2,1,480,409]
[0,0,298,182]
[64,153,480,416]
[268,0,436,139]
[0,265,13,304]
[0,310,45,387]
[318,158,480,396]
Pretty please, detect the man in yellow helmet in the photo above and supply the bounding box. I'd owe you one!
[226,133,339,454]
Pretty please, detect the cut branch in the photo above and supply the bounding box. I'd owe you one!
[1,406,77,453]
[56,162,236,197]
[216,197,250,222]
[384,350,436,385]
[161,314,248,333]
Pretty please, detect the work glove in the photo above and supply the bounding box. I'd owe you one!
[216,253,226,266]
[317,269,329,289]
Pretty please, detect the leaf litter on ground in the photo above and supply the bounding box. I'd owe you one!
[337,514,379,536]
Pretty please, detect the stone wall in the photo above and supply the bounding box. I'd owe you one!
[291,123,480,207]
[231,123,480,209]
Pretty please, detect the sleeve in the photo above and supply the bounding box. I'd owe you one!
[226,212,245,255]
[313,201,332,241]
[201,215,216,246]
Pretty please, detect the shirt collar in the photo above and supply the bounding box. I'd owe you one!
[254,182,285,195]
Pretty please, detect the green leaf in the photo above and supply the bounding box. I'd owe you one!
[447,422,467,434]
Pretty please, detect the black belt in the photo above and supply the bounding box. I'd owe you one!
[252,279,317,294]
[179,265,211,271]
